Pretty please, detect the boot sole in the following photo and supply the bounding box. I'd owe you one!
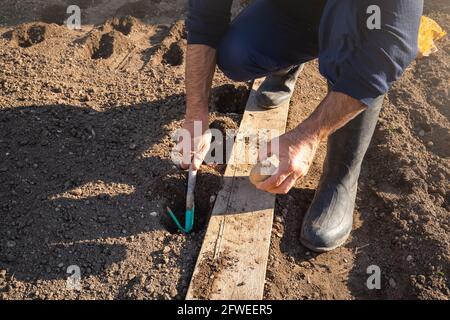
[299,229,352,253]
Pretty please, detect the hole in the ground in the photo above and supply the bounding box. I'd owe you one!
[154,169,222,234]
[11,24,48,48]
[212,84,251,114]
[90,31,127,60]
[91,33,114,59]
[40,4,67,25]
[163,41,185,66]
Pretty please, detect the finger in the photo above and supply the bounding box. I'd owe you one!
[266,173,299,194]
[192,149,206,170]
[256,170,292,192]
[192,132,212,170]
[179,141,192,170]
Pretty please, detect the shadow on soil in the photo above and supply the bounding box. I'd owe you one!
[0,94,217,289]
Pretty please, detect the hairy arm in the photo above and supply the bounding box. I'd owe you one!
[179,44,217,169]
[185,44,216,120]
[256,92,367,194]
[300,91,366,141]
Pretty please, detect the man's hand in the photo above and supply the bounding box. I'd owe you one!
[255,126,320,194]
[178,116,211,170]
[256,91,367,194]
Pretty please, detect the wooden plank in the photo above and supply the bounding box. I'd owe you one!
[186,79,290,300]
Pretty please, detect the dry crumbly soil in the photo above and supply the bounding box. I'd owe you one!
[0,0,448,300]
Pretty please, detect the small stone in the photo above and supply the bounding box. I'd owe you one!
[97,216,107,223]
[170,288,178,298]
[389,278,397,288]
[0,270,6,278]
[417,275,426,284]
[145,285,154,293]
[129,143,137,150]
[418,130,425,137]
[58,263,64,268]
[163,246,171,254]
[70,189,82,196]
[343,258,348,263]
[427,141,434,147]
[150,211,158,217]
[406,255,413,262]
[6,240,16,248]
[275,216,284,224]
[210,195,216,203]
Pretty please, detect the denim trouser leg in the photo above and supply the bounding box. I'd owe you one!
[216,0,321,82]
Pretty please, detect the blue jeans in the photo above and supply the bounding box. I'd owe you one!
[217,0,323,81]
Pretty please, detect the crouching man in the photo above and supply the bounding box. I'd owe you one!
[178,0,423,252]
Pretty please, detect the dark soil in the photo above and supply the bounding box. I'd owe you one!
[211,84,251,114]
[163,40,185,66]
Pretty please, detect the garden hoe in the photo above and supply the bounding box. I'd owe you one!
[166,167,197,233]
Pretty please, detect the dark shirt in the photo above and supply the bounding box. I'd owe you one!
[186,0,423,106]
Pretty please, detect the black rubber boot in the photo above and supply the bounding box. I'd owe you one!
[300,94,384,252]
[255,64,303,109]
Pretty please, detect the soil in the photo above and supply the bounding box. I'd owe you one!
[0,0,448,300]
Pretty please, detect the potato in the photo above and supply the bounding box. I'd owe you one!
[249,159,278,186]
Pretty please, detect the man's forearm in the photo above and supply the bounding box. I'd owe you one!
[185,44,217,120]
[297,91,368,142]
